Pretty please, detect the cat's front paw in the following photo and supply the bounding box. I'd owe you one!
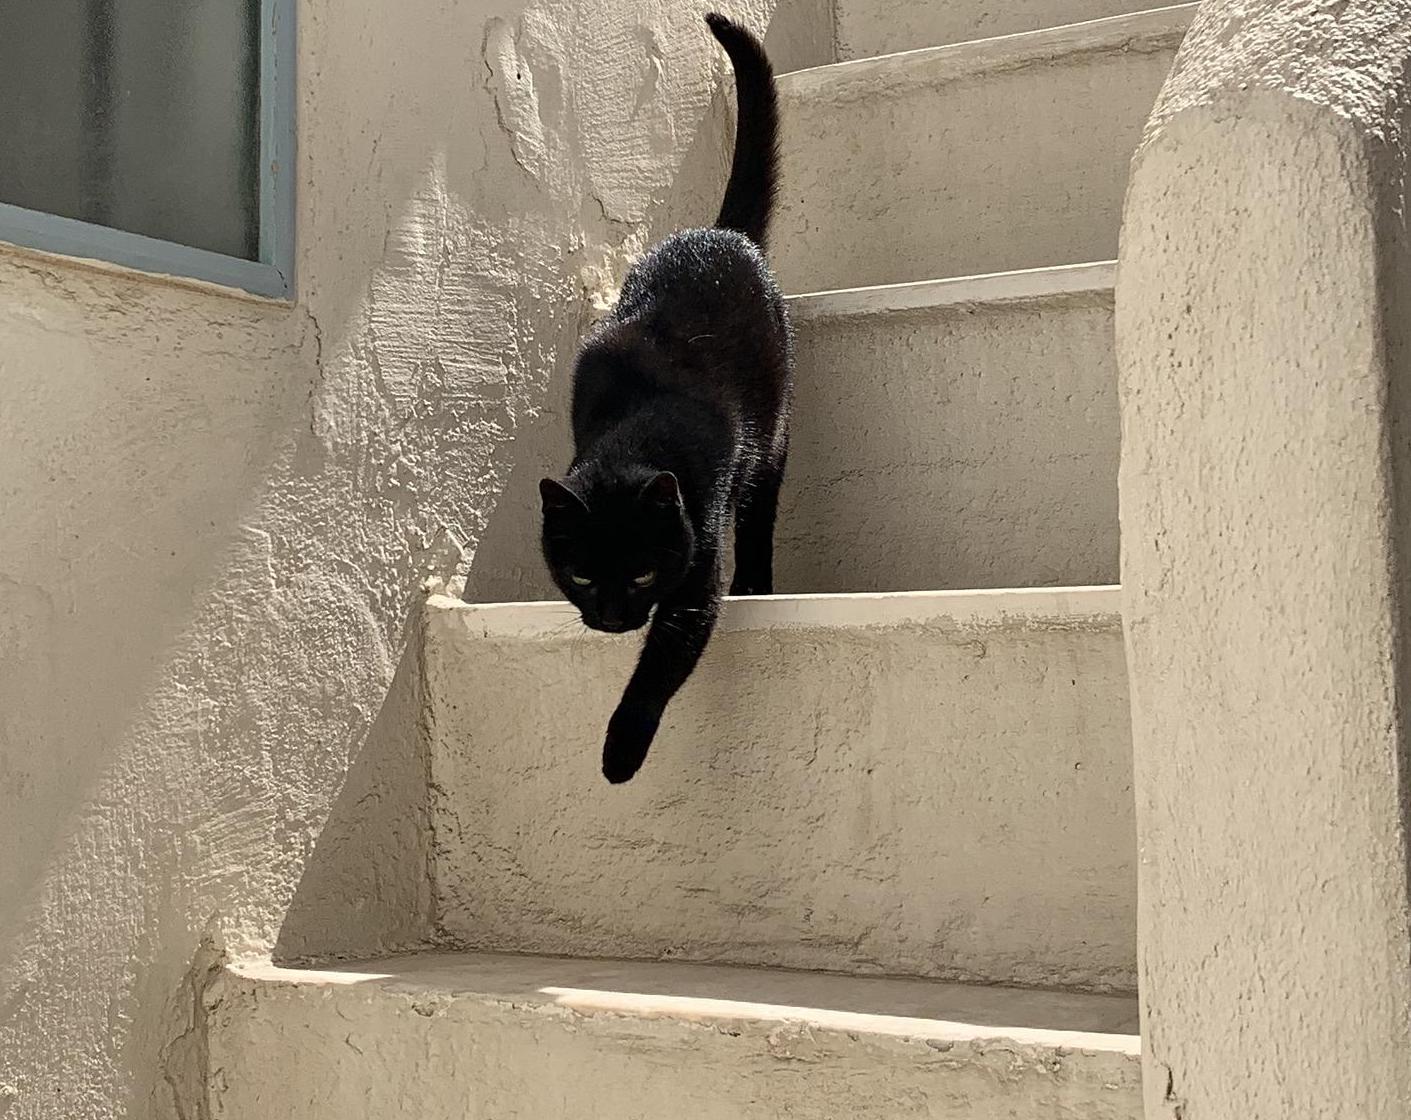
[602,703,661,784]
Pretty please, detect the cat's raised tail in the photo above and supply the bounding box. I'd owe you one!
[705,12,780,252]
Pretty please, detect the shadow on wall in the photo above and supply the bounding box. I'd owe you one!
[462,0,838,605]
[268,0,842,970]
[271,7,774,963]
[0,280,318,968]
[0,2,799,1116]
[1387,76,1411,881]
[461,75,735,605]
[273,604,436,964]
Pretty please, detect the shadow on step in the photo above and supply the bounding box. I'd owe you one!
[273,605,435,964]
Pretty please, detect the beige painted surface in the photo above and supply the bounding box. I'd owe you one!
[766,0,837,70]
[836,0,1165,60]
[772,6,1191,294]
[0,1,782,1115]
[206,952,1143,1119]
[1117,1,1411,1116]
[424,589,1137,991]
[780,264,1119,592]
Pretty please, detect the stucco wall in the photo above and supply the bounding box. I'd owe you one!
[0,1,784,1115]
[1117,0,1411,1115]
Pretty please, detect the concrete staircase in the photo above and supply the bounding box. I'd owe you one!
[208,3,1194,1116]
[772,6,1190,290]
[422,588,1134,992]
[781,262,1120,591]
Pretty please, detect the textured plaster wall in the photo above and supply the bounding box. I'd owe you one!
[0,0,780,1115]
[1116,0,1411,1115]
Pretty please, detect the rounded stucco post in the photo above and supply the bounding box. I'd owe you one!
[1117,2,1411,1115]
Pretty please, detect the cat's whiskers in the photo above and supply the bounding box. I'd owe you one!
[654,618,695,648]
[547,612,588,638]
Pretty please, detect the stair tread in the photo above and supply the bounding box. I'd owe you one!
[787,260,1116,318]
[832,0,1175,62]
[781,3,1196,94]
[434,585,1122,638]
[229,950,1141,1049]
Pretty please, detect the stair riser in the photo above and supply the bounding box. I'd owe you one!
[782,282,1118,592]
[772,9,1191,292]
[836,0,1169,60]
[208,971,1143,1120]
[424,594,1136,990]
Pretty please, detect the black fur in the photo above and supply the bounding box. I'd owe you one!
[706,10,780,250]
[540,12,792,784]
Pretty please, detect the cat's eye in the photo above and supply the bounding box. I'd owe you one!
[570,574,593,587]
[632,571,657,588]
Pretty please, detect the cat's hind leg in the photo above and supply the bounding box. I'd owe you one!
[730,437,787,597]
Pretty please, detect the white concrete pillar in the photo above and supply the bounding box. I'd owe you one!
[1117,2,1411,1115]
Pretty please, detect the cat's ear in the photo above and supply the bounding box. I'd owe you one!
[540,478,587,517]
[640,471,681,510]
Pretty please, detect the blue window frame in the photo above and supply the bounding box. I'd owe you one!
[0,0,296,299]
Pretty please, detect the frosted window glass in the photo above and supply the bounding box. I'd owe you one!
[0,0,261,260]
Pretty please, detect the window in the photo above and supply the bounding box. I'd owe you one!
[0,0,295,298]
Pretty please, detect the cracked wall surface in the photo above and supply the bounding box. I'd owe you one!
[0,0,783,1115]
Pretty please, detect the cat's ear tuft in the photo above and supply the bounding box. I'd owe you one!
[641,471,681,509]
[540,478,586,516]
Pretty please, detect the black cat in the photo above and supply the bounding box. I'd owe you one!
[539,12,792,784]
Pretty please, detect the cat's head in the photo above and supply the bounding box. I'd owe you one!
[539,470,694,632]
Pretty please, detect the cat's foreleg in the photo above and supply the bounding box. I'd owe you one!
[602,565,721,783]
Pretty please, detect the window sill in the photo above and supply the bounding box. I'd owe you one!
[0,202,294,305]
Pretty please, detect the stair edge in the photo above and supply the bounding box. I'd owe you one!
[777,3,1197,99]
[431,585,1123,640]
[787,260,1117,319]
[220,952,1142,1056]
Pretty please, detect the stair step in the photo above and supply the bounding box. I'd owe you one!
[422,587,1135,990]
[781,262,1118,593]
[772,5,1194,293]
[836,0,1174,61]
[209,952,1143,1119]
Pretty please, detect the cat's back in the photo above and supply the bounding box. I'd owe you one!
[612,227,783,333]
[570,225,790,446]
